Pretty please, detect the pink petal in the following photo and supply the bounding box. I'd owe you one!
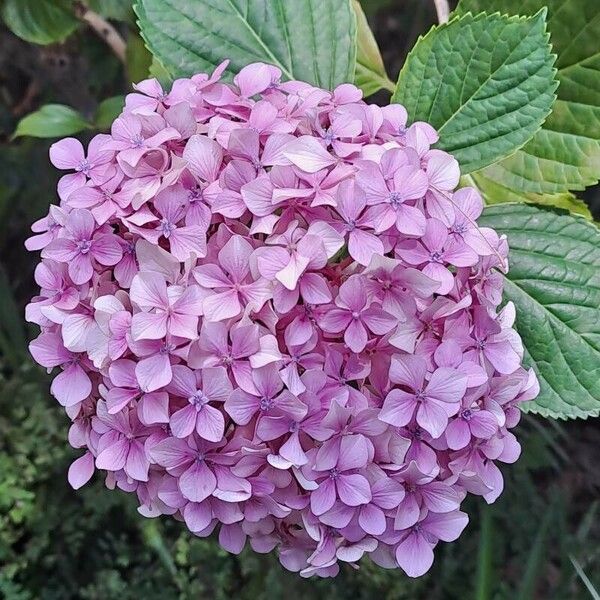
[183,501,213,533]
[125,440,149,481]
[68,452,95,489]
[348,229,384,266]
[421,482,460,513]
[337,473,372,506]
[310,478,336,516]
[224,389,258,425]
[138,392,170,425]
[422,510,469,542]
[359,504,386,535]
[131,312,168,341]
[169,226,207,261]
[396,532,434,577]
[202,289,242,322]
[50,138,85,169]
[196,405,225,442]
[218,523,246,554]
[379,389,416,427]
[182,135,223,181]
[445,418,471,450]
[218,235,252,281]
[417,399,450,439]
[51,363,91,406]
[179,461,216,502]
[135,352,172,392]
[170,404,198,438]
[68,253,93,285]
[344,319,368,353]
[91,234,123,265]
[96,437,129,471]
[283,136,336,173]
[426,368,467,403]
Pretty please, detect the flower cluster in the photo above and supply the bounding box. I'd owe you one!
[26,61,538,578]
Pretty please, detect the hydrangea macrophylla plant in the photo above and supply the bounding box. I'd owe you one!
[26,61,539,579]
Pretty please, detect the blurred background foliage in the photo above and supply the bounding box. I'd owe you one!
[0,1,599,598]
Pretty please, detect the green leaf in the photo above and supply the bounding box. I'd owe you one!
[1,0,79,45]
[478,203,600,419]
[126,31,153,83]
[464,172,593,220]
[148,57,173,87]
[134,0,357,88]
[13,105,90,139]
[457,0,600,194]
[352,0,394,96]
[94,96,125,130]
[393,11,557,173]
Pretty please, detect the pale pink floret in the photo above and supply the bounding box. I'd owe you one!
[319,274,397,353]
[42,208,122,284]
[25,62,534,579]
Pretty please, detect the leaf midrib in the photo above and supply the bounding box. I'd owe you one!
[224,0,294,79]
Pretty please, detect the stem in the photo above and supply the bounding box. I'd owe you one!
[433,0,450,23]
[475,505,494,600]
[73,1,127,64]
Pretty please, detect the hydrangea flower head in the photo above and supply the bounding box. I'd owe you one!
[26,61,538,578]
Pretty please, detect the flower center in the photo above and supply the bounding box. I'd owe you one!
[188,186,203,202]
[189,390,209,409]
[77,159,92,175]
[323,129,336,145]
[388,191,404,208]
[461,409,473,420]
[259,397,274,411]
[159,218,176,238]
[131,134,145,148]
[77,239,92,254]
[429,251,442,263]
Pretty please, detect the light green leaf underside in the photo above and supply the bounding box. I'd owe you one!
[13,105,90,139]
[135,0,357,88]
[352,0,394,96]
[458,0,600,193]
[393,11,557,174]
[478,203,600,419]
[1,0,79,45]
[464,172,593,220]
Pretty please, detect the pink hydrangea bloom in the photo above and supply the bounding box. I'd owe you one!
[26,60,536,579]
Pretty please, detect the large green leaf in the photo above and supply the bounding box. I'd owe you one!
[464,172,593,220]
[393,11,557,174]
[1,0,79,45]
[352,0,394,96]
[134,0,357,88]
[13,105,91,139]
[458,0,600,194]
[478,203,600,419]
